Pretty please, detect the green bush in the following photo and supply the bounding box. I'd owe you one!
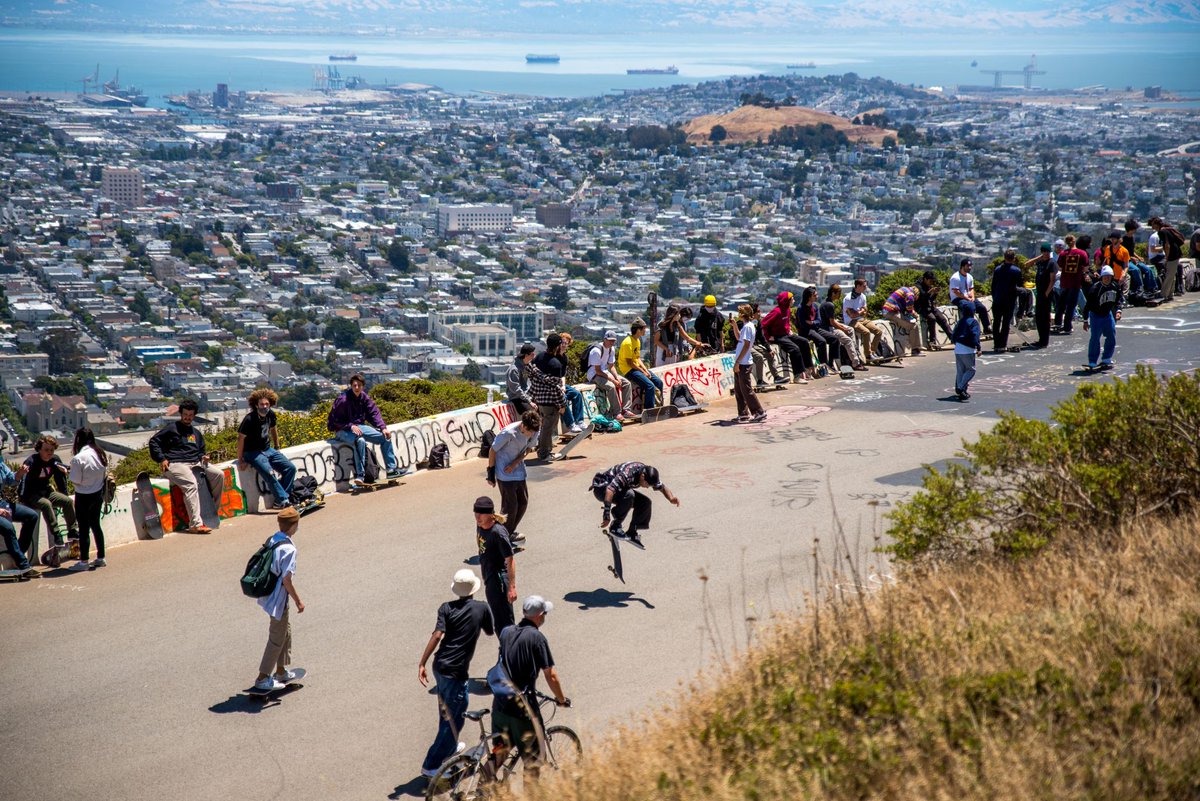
[112,380,488,485]
[868,268,993,315]
[886,367,1200,562]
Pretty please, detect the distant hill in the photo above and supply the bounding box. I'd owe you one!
[682,105,894,146]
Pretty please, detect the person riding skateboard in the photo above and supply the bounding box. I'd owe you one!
[254,505,304,692]
[149,399,224,534]
[592,462,680,550]
[474,496,518,634]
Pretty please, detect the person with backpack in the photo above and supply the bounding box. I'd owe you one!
[1149,216,1186,302]
[237,388,296,510]
[694,295,725,352]
[0,460,40,578]
[327,374,404,489]
[474,496,517,634]
[67,428,108,571]
[489,596,569,778]
[506,344,537,416]
[19,435,77,547]
[586,331,633,422]
[1056,235,1089,334]
[732,304,768,423]
[592,461,680,550]
[253,505,304,693]
[950,299,983,401]
[990,250,1024,352]
[417,568,494,778]
[487,410,541,546]
[1083,265,1123,370]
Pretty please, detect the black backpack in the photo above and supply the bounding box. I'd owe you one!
[363,448,381,483]
[671,384,698,409]
[478,430,496,459]
[241,536,286,598]
[428,443,450,470]
[289,475,319,506]
[578,343,599,375]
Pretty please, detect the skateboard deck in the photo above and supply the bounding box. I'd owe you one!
[555,422,594,459]
[350,476,404,493]
[1081,363,1113,373]
[601,526,624,583]
[295,496,325,516]
[0,567,36,582]
[641,405,680,424]
[247,668,306,697]
[672,402,708,416]
[40,539,79,568]
[193,466,221,530]
[838,364,856,380]
[136,471,164,540]
[754,383,788,392]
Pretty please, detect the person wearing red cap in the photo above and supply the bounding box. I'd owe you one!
[760,291,816,381]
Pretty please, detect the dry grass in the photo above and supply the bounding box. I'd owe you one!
[682,105,893,146]
[513,515,1200,800]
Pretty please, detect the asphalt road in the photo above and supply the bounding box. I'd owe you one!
[2,296,1196,801]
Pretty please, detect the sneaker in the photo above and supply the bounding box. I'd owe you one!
[607,525,627,541]
[961,391,971,400]
[773,377,789,386]
[1086,363,1098,369]
[853,364,868,371]
[791,376,808,385]
[546,452,565,462]
[626,533,646,550]
[69,560,91,572]
[349,477,366,488]
[736,415,751,422]
[420,767,439,779]
[92,558,106,568]
[568,423,583,434]
[189,525,213,534]
[511,544,526,555]
[272,669,300,683]
[254,676,284,692]
[510,531,526,543]
[271,500,292,510]
[385,468,407,480]
[751,412,768,423]
[754,384,769,392]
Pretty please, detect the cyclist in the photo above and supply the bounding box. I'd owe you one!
[490,595,568,778]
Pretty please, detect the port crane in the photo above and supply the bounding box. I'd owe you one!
[978,54,1046,89]
[79,63,99,94]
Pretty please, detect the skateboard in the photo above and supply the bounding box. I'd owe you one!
[40,538,79,568]
[600,525,624,583]
[753,383,788,392]
[838,364,856,380]
[350,473,407,493]
[554,422,594,460]
[135,471,164,540]
[247,668,306,698]
[1081,363,1114,374]
[294,495,325,516]
[193,466,222,530]
[641,405,681,424]
[672,402,708,416]
[0,567,36,582]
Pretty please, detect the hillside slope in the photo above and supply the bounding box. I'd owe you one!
[683,105,893,145]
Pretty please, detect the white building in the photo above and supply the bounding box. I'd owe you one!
[436,204,513,235]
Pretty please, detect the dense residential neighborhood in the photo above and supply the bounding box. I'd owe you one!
[1,72,1197,453]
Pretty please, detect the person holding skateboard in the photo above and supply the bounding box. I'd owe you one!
[0,460,40,578]
[148,399,224,534]
[327,374,405,488]
[1082,265,1123,370]
[474,496,518,634]
[237,389,297,510]
[255,505,304,693]
[487,410,542,545]
[592,462,680,550]
[417,568,494,778]
[732,305,768,423]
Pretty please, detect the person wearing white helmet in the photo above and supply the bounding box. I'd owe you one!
[1082,265,1123,369]
[417,568,494,778]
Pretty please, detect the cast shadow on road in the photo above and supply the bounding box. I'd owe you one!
[208,685,303,714]
[388,777,428,798]
[563,588,655,610]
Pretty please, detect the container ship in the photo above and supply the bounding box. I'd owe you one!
[525,54,561,63]
[329,54,358,61]
[627,65,679,75]
[787,62,817,69]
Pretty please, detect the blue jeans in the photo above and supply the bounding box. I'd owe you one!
[422,671,469,772]
[334,425,397,478]
[0,503,39,570]
[1128,263,1159,294]
[1087,312,1117,366]
[563,385,585,427]
[625,369,663,407]
[245,448,297,505]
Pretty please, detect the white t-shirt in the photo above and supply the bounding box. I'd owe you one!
[949,271,974,302]
[1148,231,1162,260]
[735,320,756,366]
[587,344,615,381]
[842,293,867,325]
[258,533,296,620]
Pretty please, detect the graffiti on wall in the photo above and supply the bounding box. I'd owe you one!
[151,468,247,532]
[659,359,729,399]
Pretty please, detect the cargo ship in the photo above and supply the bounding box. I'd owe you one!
[525,54,561,63]
[627,65,679,75]
[329,53,358,61]
[787,62,816,69]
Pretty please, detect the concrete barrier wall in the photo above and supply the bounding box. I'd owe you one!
[106,353,740,551]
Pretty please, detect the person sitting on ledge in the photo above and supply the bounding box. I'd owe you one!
[326,373,405,488]
[148,399,225,534]
[237,388,297,510]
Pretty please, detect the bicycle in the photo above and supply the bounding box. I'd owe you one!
[425,691,581,801]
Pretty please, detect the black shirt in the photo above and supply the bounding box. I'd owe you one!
[432,598,494,680]
[495,619,554,714]
[19,454,67,501]
[148,421,207,464]
[477,523,514,583]
[238,409,277,452]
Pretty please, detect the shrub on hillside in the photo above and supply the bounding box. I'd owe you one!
[886,367,1200,561]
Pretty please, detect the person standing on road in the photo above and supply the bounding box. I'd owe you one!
[591,462,680,550]
[990,250,1024,352]
[487,410,541,546]
[254,506,304,693]
[474,496,517,634]
[236,389,296,510]
[0,461,40,578]
[149,399,224,534]
[506,344,537,416]
[529,334,568,461]
[732,305,767,423]
[327,374,404,488]
[1057,236,1089,334]
[1149,216,1186,302]
[1026,243,1057,348]
[417,568,494,778]
[490,595,569,778]
[1083,265,1123,369]
[67,428,108,571]
[950,300,983,401]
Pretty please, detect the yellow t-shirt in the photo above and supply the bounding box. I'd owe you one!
[618,335,642,375]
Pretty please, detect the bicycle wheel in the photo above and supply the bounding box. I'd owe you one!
[542,725,582,770]
[425,754,484,801]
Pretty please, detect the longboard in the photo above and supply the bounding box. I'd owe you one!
[350,476,404,493]
[753,383,788,392]
[839,364,856,380]
[247,667,307,698]
[0,567,36,582]
[1080,363,1114,374]
[641,405,679,424]
[136,471,164,540]
[193,466,222,530]
[672,402,708,416]
[295,496,325,516]
[601,525,623,583]
[555,422,594,460]
[40,538,79,568]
